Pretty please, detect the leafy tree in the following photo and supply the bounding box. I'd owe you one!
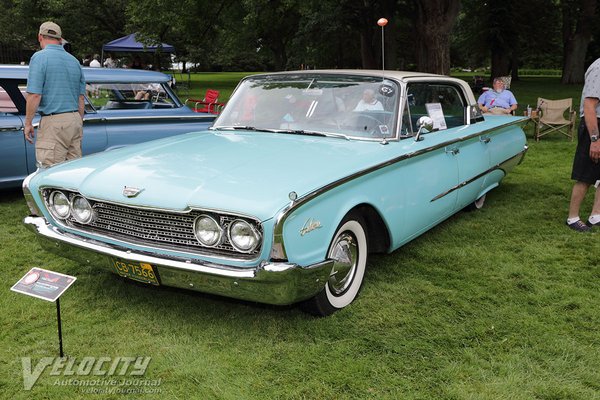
[126,0,231,71]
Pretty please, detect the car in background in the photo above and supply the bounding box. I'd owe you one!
[0,65,215,188]
[23,70,528,315]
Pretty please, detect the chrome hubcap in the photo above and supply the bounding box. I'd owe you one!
[328,232,358,295]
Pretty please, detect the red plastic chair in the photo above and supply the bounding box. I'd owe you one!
[186,89,225,114]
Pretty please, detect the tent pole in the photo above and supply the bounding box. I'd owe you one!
[101,49,104,66]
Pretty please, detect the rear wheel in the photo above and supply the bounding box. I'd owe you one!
[301,214,368,316]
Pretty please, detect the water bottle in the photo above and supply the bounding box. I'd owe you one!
[527,105,532,117]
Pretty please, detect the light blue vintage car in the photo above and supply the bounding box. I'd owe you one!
[0,65,215,188]
[23,70,528,315]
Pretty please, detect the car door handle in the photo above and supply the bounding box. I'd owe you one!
[83,117,105,123]
[480,136,491,144]
[445,147,460,155]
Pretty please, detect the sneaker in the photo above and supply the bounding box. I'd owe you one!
[588,219,600,228]
[567,220,592,232]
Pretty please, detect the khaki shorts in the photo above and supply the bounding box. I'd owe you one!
[485,107,511,115]
[36,112,83,168]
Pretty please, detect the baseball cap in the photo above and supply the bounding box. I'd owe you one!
[39,21,62,39]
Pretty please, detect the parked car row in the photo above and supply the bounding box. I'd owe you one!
[0,65,216,188]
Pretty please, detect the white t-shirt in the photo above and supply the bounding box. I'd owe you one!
[354,99,383,111]
[89,59,101,68]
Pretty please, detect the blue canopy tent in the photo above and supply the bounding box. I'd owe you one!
[101,33,175,66]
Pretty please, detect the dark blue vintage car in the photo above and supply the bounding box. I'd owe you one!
[0,65,215,188]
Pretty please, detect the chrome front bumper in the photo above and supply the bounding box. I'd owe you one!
[23,216,333,305]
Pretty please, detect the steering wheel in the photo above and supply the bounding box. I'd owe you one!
[339,113,383,136]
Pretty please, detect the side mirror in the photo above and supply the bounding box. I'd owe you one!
[415,116,433,142]
[465,104,484,124]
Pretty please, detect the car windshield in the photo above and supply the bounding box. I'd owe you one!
[213,74,400,140]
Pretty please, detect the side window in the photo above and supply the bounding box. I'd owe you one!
[0,83,22,114]
[86,83,175,111]
[402,82,467,134]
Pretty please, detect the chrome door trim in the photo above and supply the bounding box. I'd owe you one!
[0,126,23,132]
[430,145,528,202]
[101,115,215,123]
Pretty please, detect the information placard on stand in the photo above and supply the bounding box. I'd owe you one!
[11,268,76,357]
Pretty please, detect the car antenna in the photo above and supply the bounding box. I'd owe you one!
[377,17,390,146]
[377,18,388,81]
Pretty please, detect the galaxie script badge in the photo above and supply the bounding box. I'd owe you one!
[123,186,144,198]
[300,218,322,236]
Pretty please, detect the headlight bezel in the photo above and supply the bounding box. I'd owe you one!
[193,214,224,247]
[70,195,95,224]
[47,190,71,220]
[227,219,262,253]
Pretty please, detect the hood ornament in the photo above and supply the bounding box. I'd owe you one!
[123,186,144,198]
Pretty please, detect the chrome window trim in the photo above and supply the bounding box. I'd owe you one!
[270,118,528,260]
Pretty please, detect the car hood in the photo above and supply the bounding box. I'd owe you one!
[34,130,389,221]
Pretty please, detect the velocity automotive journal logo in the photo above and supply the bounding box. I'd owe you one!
[21,356,161,392]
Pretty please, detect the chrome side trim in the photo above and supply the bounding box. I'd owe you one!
[24,216,332,305]
[0,126,23,132]
[101,115,215,123]
[270,123,527,260]
[430,146,528,202]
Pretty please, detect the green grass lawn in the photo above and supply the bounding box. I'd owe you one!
[174,71,253,105]
[1,74,599,399]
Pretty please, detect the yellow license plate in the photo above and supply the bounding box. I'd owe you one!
[111,259,159,286]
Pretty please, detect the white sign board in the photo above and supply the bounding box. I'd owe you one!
[425,103,447,130]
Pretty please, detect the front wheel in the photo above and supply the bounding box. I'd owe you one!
[301,214,368,316]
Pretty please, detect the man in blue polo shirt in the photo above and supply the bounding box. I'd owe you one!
[24,21,86,167]
[477,77,518,115]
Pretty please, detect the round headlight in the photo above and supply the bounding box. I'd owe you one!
[193,215,223,247]
[71,196,94,224]
[48,191,70,220]
[228,219,261,252]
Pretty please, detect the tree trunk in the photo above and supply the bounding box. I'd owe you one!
[561,0,596,84]
[360,29,377,69]
[414,0,461,74]
[490,51,511,80]
[487,3,515,80]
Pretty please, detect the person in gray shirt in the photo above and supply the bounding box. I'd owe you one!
[566,58,600,232]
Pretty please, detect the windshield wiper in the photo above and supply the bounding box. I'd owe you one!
[211,126,348,139]
[212,126,291,134]
[211,125,258,131]
[272,129,327,137]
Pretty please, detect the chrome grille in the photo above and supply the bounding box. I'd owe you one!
[61,198,261,258]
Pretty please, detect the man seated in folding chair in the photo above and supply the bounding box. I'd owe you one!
[477,77,518,115]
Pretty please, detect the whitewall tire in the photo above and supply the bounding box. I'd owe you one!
[302,214,368,316]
